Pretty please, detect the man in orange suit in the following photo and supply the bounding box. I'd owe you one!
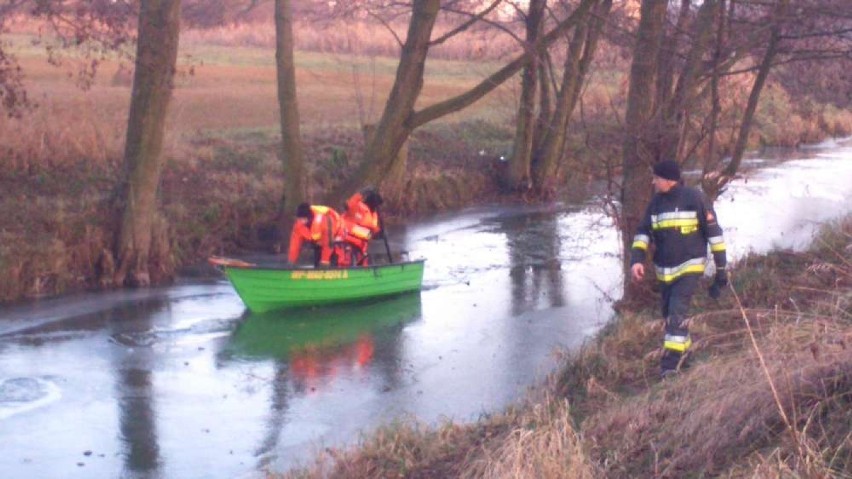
[288,203,345,267]
[341,188,384,266]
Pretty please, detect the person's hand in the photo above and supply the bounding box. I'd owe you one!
[709,269,727,299]
[631,263,645,282]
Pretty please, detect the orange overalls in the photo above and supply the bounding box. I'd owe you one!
[341,192,381,266]
[288,205,345,267]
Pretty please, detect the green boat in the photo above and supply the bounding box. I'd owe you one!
[227,292,423,359]
[209,256,425,313]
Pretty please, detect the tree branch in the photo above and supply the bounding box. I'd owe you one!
[411,0,598,128]
[431,0,503,47]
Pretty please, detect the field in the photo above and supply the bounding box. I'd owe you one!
[3,31,519,167]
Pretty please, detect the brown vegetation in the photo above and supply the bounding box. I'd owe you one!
[276,216,852,478]
[0,21,850,302]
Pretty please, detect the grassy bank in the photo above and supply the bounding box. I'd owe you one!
[1,33,851,303]
[275,216,852,478]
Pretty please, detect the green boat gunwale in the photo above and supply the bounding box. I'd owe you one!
[210,256,425,272]
[209,256,426,313]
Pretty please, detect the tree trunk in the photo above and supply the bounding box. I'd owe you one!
[507,0,546,192]
[658,0,719,163]
[362,123,408,203]
[330,0,440,206]
[113,0,181,287]
[704,0,725,187]
[275,0,305,250]
[330,0,599,206]
[532,0,611,193]
[654,0,691,126]
[620,0,667,301]
[707,19,781,199]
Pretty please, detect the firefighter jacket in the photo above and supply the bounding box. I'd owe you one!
[341,192,381,252]
[288,205,344,266]
[630,185,727,284]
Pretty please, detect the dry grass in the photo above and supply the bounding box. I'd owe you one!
[458,398,598,479]
[272,217,852,479]
[565,216,852,478]
[279,396,599,479]
[181,19,522,62]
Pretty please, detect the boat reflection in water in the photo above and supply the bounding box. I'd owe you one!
[226,292,423,390]
[222,292,423,467]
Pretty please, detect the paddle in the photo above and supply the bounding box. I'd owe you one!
[376,208,394,263]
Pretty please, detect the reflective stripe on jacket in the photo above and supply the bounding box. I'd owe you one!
[630,184,727,283]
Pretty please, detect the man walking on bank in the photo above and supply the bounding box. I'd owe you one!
[630,160,728,378]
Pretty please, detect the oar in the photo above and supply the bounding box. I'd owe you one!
[377,209,394,263]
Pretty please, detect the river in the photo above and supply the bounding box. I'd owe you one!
[0,138,850,478]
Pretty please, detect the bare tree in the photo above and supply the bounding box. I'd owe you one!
[274,0,305,249]
[531,0,612,196]
[113,0,182,287]
[506,0,546,193]
[330,0,600,205]
[619,0,666,301]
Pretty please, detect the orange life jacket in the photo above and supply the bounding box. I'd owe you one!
[288,205,344,266]
[341,192,381,258]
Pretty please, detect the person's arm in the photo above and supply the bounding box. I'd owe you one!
[288,223,306,263]
[630,201,654,281]
[367,210,381,234]
[699,193,727,273]
[699,192,728,297]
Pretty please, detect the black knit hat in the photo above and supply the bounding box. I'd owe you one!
[653,160,681,181]
[361,187,383,211]
[295,202,312,219]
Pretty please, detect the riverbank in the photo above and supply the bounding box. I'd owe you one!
[276,215,851,478]
[2,36,851,304]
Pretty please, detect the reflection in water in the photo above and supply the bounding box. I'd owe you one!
[226,293,422,362]
[493,210,566,315]
[109,300,167,477]
[222,293,423,467]
[118,368,160,475]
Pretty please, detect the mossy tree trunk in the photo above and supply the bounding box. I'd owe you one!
[620,0,667,302]
[275,0,305,249]
[506,0,545,193]
[113,0,181,287]
[531,0,611,195]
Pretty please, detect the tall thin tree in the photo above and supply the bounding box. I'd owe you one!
[620,0,667,300]
[113,0,182,287]
[274,0,305,249]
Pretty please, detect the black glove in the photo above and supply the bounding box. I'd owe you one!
[709,269,728,299]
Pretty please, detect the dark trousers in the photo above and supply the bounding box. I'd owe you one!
[659,274,700,372]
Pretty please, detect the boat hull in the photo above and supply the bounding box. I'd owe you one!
[212,258,425,313]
